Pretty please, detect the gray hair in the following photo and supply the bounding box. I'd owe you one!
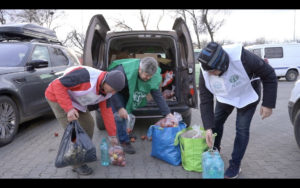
[139,57,158,75]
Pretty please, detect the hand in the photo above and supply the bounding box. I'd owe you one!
[205,129,213,149]
[166,113,175,119]
[118,108,128,119]
[108,136,119,146]
[260,106,272,120]
[67,108,79,122]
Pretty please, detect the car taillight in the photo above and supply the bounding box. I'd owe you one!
[189,86,195,96]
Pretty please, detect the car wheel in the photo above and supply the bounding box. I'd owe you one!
[286,70,298,82]
[95,110,105,130]
[293,110,300,150]
[0,96,20,147]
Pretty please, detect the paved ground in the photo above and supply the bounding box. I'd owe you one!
[0,80,300,179]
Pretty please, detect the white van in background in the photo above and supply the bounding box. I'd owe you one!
[246,43,300,81]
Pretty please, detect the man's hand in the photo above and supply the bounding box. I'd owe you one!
[67,108,79,122]
[166,113,175,118]
[118,108,128,119]
[205,129,213,149]
[260,106,272,120]
[108,136,119,146]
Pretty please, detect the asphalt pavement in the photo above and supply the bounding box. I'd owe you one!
[0,80,300,179]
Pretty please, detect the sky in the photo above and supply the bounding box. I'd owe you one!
[53,9,300,48]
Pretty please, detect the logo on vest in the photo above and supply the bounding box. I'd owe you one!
[133,91,147,108]
[229,74,241,87]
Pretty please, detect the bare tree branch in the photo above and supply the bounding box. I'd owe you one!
[113,19,132,31]
[0,9,8,24]
[8,9,64,31]
[156,10,165,30]
[201,9,226,42]
[139,10,149,30]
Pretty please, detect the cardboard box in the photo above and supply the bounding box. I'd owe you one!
[135,53,158,61]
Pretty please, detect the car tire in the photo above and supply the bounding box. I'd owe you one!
[293,110,300,150]
[0,96,20,147]
[95,110,105,130]
[286,70,298,82]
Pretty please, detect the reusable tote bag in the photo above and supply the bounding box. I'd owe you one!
[55,120,97,168]
[147,122,186,166]
[174,127,216,172]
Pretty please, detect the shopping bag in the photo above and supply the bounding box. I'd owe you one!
[147,121,186,166]
[174,126,216,172]
[55,120,97,168]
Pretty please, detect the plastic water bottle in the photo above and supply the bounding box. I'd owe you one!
[202,148,224,179]
[100,138,110,166]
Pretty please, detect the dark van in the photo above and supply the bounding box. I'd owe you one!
[83,15,198,129]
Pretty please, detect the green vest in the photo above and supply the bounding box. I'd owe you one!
[108,58,162,113]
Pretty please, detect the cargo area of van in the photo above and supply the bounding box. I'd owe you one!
[107,35,179,106]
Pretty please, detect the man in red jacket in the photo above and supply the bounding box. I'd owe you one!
[45,65,125,175]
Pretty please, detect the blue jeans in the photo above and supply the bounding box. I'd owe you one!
[111,93,130,144]
[212,101,257,166]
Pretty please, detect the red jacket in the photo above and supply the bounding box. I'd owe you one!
[45,66,116,136]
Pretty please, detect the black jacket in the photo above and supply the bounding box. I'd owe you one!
[199,47,278,130]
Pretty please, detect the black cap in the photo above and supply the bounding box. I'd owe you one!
[198,42,229,73]
[104,70,125,92]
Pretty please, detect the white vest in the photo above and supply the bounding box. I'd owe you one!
[63,66,112,112]
[201,44,259,108]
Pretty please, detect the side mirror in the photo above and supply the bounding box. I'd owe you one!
[26,60,48,71]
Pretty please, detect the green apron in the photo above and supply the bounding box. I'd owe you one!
[108,58,162,113]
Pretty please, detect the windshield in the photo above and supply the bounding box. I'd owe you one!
[0,43,29,67]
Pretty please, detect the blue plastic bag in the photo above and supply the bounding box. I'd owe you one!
[147,121,186,166]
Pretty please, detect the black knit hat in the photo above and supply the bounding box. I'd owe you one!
[104,70,125,92]
[198,42,229,73]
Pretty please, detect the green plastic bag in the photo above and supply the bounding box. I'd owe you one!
[174,126,216,172]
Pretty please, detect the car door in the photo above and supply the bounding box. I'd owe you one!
[19,45,55,115]
[83,14,110,70]
[172,17,198,108]
[48,46,73,78]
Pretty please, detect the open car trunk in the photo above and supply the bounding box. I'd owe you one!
[107,34,179,107]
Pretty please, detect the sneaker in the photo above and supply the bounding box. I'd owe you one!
[72,164,93,175]
[121,142,136,154]
[224,161,241,179]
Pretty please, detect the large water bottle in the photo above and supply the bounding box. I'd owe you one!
[100,137,110,166]
[202,148,224,179]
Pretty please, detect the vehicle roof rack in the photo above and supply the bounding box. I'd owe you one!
[0,23,60,44]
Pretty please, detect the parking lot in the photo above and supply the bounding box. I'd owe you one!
[0,80,300,179]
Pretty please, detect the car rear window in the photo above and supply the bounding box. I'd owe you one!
[0,43,29,67]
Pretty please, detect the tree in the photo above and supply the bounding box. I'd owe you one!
[201,9,226,43]
[139,10,150,30]
[113,10,167,31]
[184,9,206,49]
[8,9,64,31]
[0,9,8,24]
[62,29,85,52]
[113,19,132,31]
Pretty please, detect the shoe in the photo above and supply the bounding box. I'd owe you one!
[224,161,241,179]
[121,142,136,154]
[72,164,93,175]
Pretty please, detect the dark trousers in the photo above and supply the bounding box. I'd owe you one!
[212,101,257,166]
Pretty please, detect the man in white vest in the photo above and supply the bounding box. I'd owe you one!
[45,66,125,175]
[198,42,277,178]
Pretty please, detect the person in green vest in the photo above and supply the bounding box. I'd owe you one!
[108,57,174,154]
